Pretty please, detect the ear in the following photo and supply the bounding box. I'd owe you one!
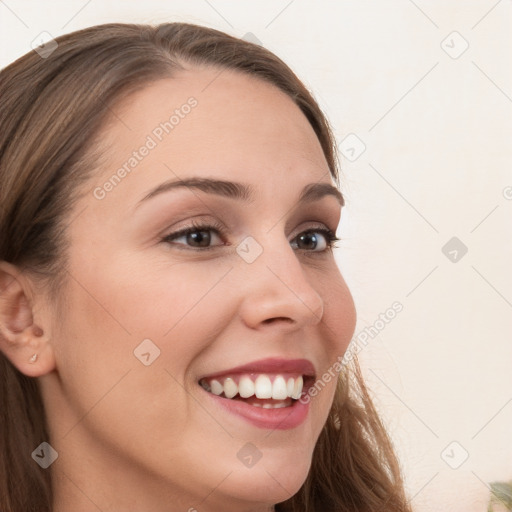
[0,261,56,377]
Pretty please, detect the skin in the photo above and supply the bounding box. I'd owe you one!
[0,68,356,512]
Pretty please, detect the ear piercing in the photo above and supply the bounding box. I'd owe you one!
[29,354,38,363]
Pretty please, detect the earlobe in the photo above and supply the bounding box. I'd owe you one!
[0,261,55,377]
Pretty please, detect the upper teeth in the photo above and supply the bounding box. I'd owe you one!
[200,374,304,400]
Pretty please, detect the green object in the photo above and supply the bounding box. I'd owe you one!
[488,481,512,512]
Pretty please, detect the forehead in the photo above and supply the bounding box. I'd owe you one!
[101,68,325,162]
[111,67,308,129]
[88,68,332,215]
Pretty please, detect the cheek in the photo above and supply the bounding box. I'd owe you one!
[70,245,230,331]
[56,256,235,384]
[293,268,355,436]
[50,259,237,484]
[319,269,357,358]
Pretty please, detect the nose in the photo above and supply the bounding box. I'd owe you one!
[237,236,325,332]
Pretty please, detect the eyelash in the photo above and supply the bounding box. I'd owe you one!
[161,220,341,253]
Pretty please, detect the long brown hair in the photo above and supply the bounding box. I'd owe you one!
[0,23,410,511]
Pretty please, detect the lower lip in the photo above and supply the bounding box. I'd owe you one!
[200,387,310,430]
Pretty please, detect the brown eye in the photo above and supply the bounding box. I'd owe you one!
[291,229,339,252]
[182,229,212,247]
[162,221,225,250]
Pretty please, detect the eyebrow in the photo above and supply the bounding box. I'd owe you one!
[136,177,344,208]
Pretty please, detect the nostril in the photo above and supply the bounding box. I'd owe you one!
[262,317,294,324]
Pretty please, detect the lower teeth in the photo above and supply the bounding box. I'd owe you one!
[231,395,293,408]
[250,402,289,409]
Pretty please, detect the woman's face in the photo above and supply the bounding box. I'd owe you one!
[40,68,356,511]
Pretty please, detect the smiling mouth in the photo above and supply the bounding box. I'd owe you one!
[198,373,308,409]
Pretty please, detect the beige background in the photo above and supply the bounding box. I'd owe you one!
[1,1,511,510]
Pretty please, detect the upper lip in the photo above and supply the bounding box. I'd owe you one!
[198,357,316,381]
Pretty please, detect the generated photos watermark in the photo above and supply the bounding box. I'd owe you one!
[93,97,198,200]
[299,301,404,404]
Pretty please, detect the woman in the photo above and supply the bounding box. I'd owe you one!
[0,22,411,511]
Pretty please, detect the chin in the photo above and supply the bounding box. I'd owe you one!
[220,454,311,506]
